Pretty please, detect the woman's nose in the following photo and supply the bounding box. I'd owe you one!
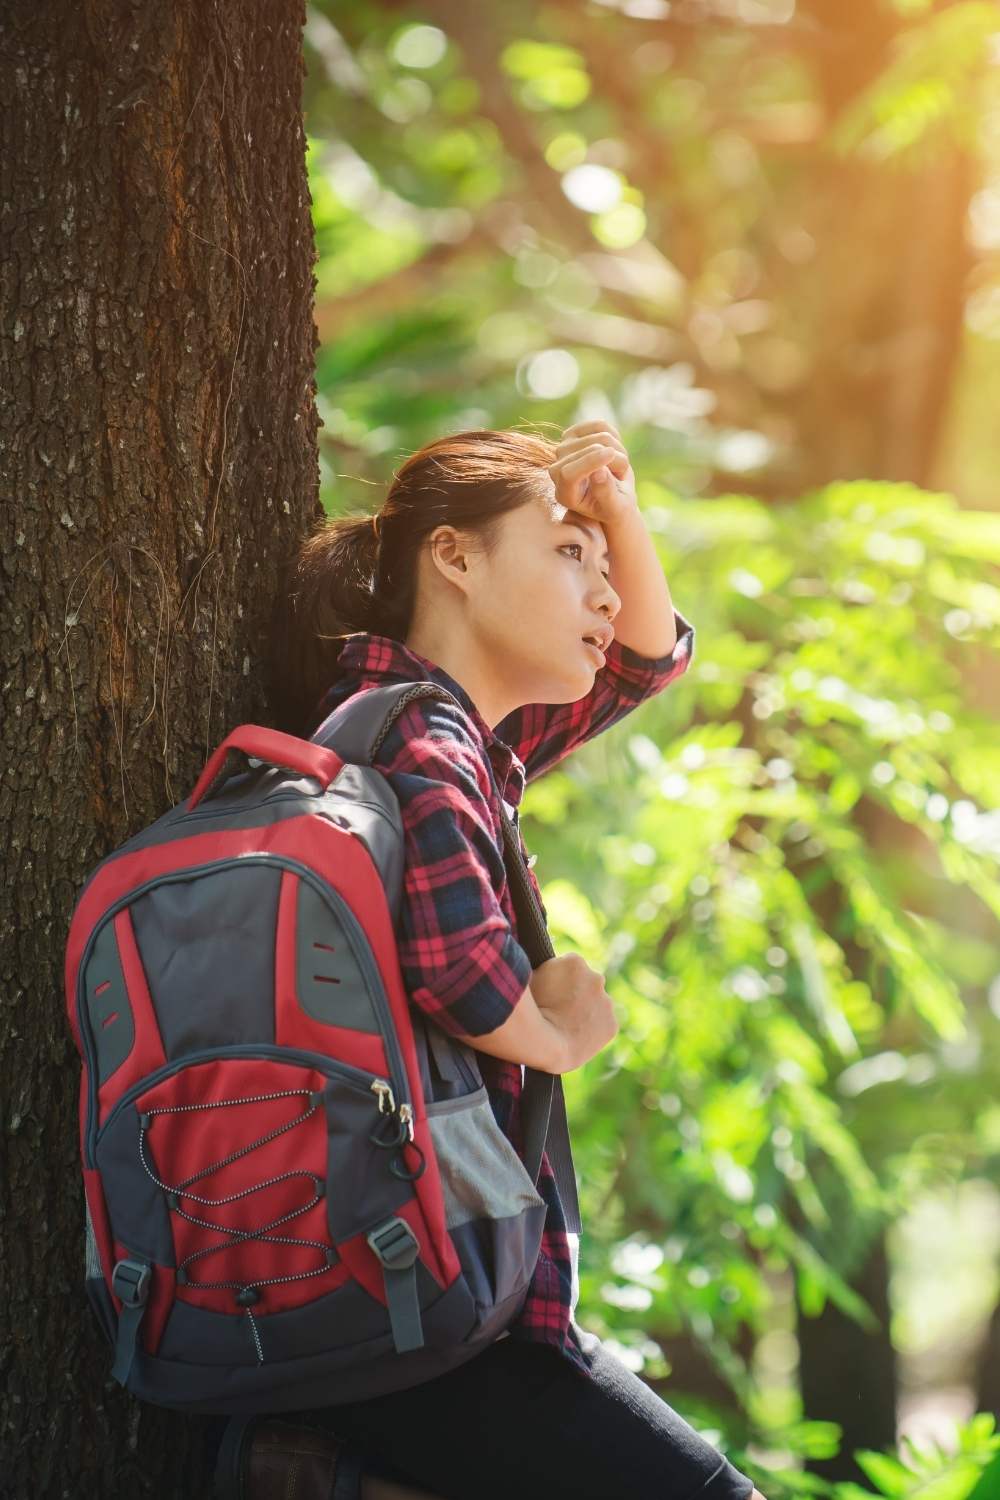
[595,574,621,618]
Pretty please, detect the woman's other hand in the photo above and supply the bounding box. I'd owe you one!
[446,953,616,1075]
[530,952,619,1071]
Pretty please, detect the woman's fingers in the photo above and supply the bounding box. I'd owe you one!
[551,443,629,481]
[556,429,629,462]
[561,418,624,444]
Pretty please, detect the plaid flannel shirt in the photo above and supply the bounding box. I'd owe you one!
[313,609,695,1377]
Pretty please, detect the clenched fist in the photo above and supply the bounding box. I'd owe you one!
[530,952,619,1072]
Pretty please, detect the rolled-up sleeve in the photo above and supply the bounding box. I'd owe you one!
[495,606,695,784]
[377,702,533,1040]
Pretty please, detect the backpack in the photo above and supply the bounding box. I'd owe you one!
[63,681,582,1414]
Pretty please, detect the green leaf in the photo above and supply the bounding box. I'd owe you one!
[854,1452,915,1497]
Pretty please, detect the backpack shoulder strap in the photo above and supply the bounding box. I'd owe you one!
[312,680,456,767]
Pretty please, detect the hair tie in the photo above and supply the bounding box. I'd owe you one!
[371,512,382,541]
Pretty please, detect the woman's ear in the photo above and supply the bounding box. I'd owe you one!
[426,525,475,591]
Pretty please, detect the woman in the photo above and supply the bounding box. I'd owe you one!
[215,422,768,1500]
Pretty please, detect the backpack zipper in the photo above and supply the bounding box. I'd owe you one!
[170,789,398,830]
[76,853,410,1166]
[95,1042,388,1143]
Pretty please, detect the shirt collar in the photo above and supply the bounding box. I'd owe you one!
[318,631,525,809]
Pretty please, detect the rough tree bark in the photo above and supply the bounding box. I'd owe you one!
[1,3,320,1494]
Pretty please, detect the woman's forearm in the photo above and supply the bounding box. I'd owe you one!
[450,980,567,1073]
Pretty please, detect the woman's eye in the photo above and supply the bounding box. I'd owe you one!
[562,544,610,580]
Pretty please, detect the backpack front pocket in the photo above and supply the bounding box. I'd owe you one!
[94,1047,434,1368]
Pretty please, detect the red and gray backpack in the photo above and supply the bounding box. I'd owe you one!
[64,682,581,1414]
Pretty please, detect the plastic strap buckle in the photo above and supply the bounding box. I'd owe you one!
[366,1217,419,1271]
[112,1258,151,1308]
[366,1218,424,1353]
[110,1258,151,1387]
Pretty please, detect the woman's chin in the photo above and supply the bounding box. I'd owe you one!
[524,645,596,699]
[575,654,599,688]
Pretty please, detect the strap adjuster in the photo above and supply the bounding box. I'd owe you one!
[366,1217,419,1271]
[112,1258,151,1308]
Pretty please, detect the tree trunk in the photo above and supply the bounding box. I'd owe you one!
[975,1284,1000,1421]
[794,1231,897,1482]
[0,3,319,1493]
[777,0,976,492]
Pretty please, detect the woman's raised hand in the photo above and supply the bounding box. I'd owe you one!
[548,419,638,525]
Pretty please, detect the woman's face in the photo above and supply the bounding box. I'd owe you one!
[467,493,622,711]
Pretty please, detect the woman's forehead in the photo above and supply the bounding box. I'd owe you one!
[534,493,606,540]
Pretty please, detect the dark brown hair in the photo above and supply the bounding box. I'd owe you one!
[268,426,559,736]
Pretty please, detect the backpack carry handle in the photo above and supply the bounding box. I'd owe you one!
[188,725,344,811]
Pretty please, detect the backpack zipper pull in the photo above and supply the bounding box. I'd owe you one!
[371,1078,395,1115]
[398,1102,415,1143]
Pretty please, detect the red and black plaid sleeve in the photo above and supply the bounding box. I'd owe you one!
[495,606,695,784]
[373,695,533,1041]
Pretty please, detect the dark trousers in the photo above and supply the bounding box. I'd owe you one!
[287,1326,756,1500]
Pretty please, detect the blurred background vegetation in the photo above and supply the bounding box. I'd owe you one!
[301,3,1000,1496]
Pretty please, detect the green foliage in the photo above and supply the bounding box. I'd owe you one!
[501,39,592,110]
[831,5,999,161]
[542,477,1000,1398]
[715,1413,1000,1500]
[846,1414,1000,1500]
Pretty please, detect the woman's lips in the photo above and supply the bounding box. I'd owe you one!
[583,639,606,666]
